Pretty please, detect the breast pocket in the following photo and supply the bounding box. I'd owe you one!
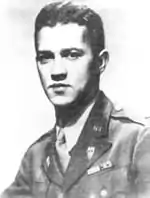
[85,164,132,198]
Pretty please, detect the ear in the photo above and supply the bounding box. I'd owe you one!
[98,49,109,74]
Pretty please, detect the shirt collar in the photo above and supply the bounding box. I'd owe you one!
[56,99,96,152]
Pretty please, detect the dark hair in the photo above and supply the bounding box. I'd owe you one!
[34,1,105,56]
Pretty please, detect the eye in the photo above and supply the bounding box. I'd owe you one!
[69,51,81,59]
[36,51,55,64]
[62,49,84,60]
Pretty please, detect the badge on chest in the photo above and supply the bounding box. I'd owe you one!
[87,160,113,175]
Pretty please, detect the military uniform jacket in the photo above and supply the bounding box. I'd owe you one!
[2,91,150,198]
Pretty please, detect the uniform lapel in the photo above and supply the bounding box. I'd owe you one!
[63,91,113,192]
[42,128,64,187]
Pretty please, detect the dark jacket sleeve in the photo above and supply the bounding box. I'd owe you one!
[1,149,33,198]
[132,127,150,198]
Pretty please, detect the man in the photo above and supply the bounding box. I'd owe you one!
[2,1,150,198]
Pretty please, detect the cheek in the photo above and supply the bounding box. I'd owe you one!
[69,68,90,87]
[38,65,50,84]
[67,60,91,83]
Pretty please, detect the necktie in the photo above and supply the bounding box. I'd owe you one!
[56,128,71,173]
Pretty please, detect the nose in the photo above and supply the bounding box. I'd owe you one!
[51,73,67,81]
[51,56,67,81]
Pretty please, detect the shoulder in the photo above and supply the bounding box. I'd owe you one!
[110,102,145,126]
[109,100,150,141]
[12,128,56,181]
[108,102,147,143]
[22,128,55,161]
[30,129,54,148]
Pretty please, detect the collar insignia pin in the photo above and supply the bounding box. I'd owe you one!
[46,156,51,167]
[87,146,95,160]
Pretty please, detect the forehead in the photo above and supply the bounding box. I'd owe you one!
[37,23,89,51]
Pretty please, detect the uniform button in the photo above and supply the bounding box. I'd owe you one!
[100,189,108,197]
[58,193,63,198]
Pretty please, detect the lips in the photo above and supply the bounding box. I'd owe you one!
[48,83,70,93]
[49,83,70,88]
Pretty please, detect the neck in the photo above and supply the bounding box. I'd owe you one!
[55,89,99,128]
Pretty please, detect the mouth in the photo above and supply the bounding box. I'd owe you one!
[48,83,70,93]
[49,83,70,88]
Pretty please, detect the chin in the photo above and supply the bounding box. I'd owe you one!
[50,95,74,107]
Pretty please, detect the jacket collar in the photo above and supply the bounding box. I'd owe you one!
[63,91,113,191]
[42,91,113,190]
[41,127,64,187]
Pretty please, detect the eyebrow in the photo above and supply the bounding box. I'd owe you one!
[60,48,85,56]
[37,50,54,55]
[61,48,84,52]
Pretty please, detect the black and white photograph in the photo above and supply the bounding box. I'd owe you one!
[0,0,150,197]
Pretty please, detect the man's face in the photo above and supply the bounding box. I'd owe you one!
[36,23,94,106]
